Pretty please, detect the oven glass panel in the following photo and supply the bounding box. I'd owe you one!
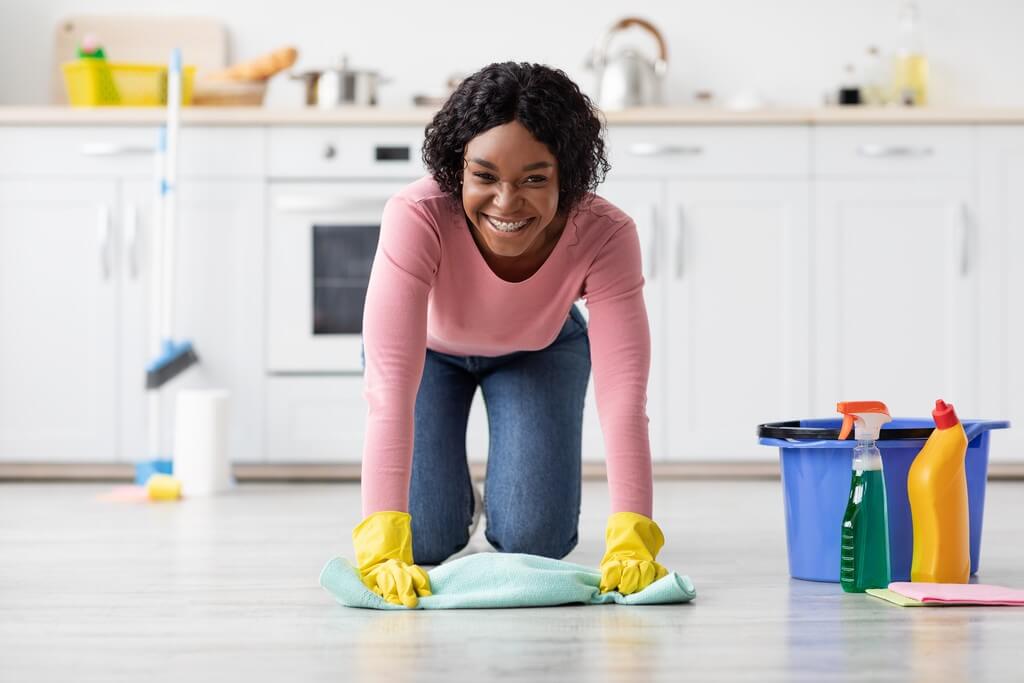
[312,224,380,334]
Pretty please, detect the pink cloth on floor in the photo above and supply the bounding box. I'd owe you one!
[360,176,653,518]
[889,582,1024,605]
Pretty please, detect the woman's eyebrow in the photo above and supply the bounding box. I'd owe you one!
[468,158,553,171]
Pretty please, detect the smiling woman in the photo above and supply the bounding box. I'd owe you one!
[351,62,672,608]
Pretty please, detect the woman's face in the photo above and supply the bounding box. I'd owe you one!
[462,120,561,260]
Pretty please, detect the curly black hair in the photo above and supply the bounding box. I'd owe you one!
[422,62,611,215]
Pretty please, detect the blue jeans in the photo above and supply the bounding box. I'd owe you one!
[403,305,591,565]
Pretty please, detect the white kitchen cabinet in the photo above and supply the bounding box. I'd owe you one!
[812,178,978,419]
[121,178,267,465]
[0,180,119,461]
[5,120,1021,466]
[978,127,1024,461]
[664,180,811,461]
[0,126,266,464]
[584,179,666,462]
[601,126,811,462]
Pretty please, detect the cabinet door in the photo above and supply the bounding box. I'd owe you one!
[0,180,118,461]
[665,180,811,460]
[813,179,978,419]
[586,179,665,462]
[122,179,267,464]
[117,181,153,464]
[978,128,1024,461]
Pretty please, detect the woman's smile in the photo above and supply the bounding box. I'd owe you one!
[482,214,534,234]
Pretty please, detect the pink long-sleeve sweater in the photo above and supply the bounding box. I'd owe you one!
[361,175,652,518]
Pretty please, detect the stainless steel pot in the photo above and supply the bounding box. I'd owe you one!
[290,56,387,107]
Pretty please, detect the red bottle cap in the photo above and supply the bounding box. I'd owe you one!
[932,399,960,429]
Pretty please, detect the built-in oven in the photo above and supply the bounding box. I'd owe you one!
[263,128,427,463]
[267,181,410,373]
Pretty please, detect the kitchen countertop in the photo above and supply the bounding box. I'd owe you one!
[4,105,1024,125]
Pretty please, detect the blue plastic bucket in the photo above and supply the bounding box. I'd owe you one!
[758,418,1010,582]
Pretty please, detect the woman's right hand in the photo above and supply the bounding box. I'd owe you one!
[352,511,432,608]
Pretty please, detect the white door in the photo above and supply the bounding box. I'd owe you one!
[586,179,666,462]
[0,180,118,461]
[813,179,978,420]
[122,179,268,465]
[978,128,1024,462]
[171,180,267,463]
[665,180,811,461]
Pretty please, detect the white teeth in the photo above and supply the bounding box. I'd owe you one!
[486,215,530,232]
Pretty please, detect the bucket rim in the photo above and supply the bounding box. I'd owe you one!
[758,418,1010,443]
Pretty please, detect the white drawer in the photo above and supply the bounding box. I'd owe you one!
[605,126,810,178]
[0,126,265,178]
[268,126,427,179]
[813,126,972,177]
[266,375,366,463]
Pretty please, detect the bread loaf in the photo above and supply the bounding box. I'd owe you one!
[207,46,298,81]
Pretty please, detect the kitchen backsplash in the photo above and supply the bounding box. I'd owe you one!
[3,0,1023,107]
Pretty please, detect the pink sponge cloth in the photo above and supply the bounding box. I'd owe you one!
[889,582,1024,606]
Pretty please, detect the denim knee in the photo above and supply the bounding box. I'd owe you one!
[486,518,579,560]
[411,516,470,565]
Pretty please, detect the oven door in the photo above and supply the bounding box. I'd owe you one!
[267,181,409,373]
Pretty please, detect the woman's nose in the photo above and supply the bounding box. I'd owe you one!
[493,182,520,210]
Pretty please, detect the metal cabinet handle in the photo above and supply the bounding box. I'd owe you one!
[645,204,658,280]
[97,204,112,281]
[959,203,970,277]
[856,144,934,158]
[124,203,140,280]
[274,196,388,214]
[675,205,686,279]
[629,143,704,157]
[80,143,155,157]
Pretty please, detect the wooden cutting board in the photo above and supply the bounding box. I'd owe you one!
[52,15,228,104]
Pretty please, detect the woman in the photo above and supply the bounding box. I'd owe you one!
[352,62,670,607]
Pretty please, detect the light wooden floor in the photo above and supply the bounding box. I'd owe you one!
[1,480,1022,682]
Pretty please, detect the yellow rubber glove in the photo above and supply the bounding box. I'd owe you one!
[352,511,432,608]
[599,511,669,595]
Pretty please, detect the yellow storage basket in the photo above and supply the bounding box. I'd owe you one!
[62,61,196,107]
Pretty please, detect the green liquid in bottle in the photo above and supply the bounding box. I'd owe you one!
[840,466,892,593]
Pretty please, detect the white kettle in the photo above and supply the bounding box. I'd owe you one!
[587,17,669,110]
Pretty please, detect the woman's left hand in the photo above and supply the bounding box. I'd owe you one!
[598,511,669,594]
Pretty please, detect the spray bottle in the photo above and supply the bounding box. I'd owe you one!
[837,401,893,593]
[893,0,929,105]
[907,399,970,583]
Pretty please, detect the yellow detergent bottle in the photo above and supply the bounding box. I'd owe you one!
[907,399,970,583]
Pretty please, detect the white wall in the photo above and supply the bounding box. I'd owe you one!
[3,0,1024,107]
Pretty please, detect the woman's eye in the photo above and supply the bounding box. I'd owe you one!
[473,173,497,182]
[525,175,548,184]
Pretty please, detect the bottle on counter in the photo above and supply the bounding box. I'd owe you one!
[893,1,929,106]
[837,63,862,106]
[861,45,889,106]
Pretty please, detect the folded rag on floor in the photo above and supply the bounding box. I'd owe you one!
[868,582,1024,607]
[319,552,696,610]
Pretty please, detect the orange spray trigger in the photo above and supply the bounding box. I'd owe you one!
[839,414,855,440]
[836,401,892,441]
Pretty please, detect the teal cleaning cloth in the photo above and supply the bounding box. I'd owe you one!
[319,552,696,610]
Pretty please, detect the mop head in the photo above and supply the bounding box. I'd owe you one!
[146,339,199,389]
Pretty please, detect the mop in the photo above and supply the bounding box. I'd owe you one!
[142,48,198,478]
